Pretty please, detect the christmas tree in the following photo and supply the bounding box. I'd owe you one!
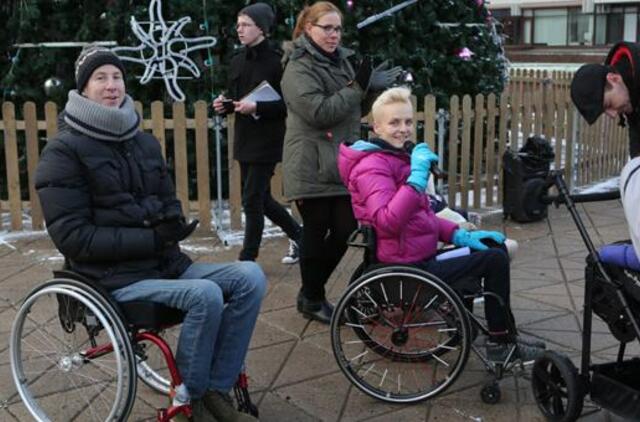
[0,0,506,107]
[340,0,507,106]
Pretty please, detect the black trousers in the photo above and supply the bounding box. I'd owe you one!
[296,196,357,301]
[239,162,301,261]
[416,247,511,334]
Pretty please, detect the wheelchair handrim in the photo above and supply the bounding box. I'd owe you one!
[331,268,471,403]
[10,284,133,421]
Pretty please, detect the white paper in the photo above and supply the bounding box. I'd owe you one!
[435,247,471,261]
[241,80,281,103]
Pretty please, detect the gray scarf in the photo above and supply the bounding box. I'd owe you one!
[64,90,140,141]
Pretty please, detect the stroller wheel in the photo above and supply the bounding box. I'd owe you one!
[531,351,583,422]
[480,381,501,404]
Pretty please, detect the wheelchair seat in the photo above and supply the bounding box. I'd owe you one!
[53,269,185,330]
[119,301,185,329]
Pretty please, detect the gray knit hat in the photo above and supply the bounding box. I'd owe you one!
[239,3,275,36]
[75,44,126,92]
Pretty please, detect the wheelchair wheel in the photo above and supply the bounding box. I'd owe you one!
[531,351,583,422]
[136,326,180,395]
[331,266,471,403]
[10,280,137,421]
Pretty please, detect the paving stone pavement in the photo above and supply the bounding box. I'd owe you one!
[0,200,636,421]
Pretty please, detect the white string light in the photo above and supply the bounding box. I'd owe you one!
[112,0,217,102]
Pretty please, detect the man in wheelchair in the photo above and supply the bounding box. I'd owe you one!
[34,45,265,422]
[337,86,545,363]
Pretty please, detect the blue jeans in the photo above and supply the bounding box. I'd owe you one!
[111,262,267,398]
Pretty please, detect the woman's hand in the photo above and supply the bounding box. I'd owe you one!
[234,100,257,115]
[406,143,439,192]
[451,228,505,251]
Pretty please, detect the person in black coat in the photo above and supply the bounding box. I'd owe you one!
[213,2,302,263]
[36,44,265,422]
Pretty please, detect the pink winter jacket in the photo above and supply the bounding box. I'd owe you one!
[338,141,459,264]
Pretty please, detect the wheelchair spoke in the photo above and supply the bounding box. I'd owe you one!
[403,320,448,328]
[350,305,377,320]
[379,368,388,387]
[380,282,390,305]
[422,294,439,311]
[363,290,379,308]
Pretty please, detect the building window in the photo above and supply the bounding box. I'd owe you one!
[568,7,593,45]
[533,8,568,46]
[607,6,625,44]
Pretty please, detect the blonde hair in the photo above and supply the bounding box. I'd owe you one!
[371,86,413,123]
[292,1,343,39]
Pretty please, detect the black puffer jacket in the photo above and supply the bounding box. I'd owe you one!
[226,39,286,163]
[35,118,192,291]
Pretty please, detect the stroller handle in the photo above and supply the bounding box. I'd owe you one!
[540,170,620,205]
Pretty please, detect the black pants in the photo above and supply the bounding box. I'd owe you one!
[296,196,357,301]
[239,162,301,261]
[416,247,511,334]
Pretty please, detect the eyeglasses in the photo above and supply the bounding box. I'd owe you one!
[235,22,255,30]
[313,24,343,35]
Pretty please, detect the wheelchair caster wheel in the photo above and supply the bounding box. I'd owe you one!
[481,382,501,404]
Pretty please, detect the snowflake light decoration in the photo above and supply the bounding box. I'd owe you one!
[112,0,217,101]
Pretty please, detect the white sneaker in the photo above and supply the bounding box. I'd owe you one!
[504,238,518,261]
[281,239,300,265]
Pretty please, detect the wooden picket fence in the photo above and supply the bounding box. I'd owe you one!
[0,69,629,232]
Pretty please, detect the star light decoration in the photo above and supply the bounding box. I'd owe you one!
[112,0,216,102]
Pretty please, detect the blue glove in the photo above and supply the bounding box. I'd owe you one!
[406,143,439,192]
[451,228,506,251]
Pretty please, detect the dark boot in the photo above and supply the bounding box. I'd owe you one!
[202,390,257,422]
[297,290,333,324]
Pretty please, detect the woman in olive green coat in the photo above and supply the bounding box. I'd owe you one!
[281,1,398,323]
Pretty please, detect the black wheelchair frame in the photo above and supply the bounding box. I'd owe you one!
[329,223,530,405]
[531,169,640,422]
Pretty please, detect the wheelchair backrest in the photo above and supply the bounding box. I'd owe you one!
[347,225,378,267]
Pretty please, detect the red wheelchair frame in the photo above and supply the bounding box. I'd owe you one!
[54,270,257,422]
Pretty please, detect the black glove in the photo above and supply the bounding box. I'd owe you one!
[369,60,404,91]
[354,56,372,91]
[154,217,199,249]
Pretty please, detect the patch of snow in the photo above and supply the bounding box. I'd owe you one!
[574,176,619,194]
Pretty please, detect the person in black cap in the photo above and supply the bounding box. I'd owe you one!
[36,43,265,422]
[571,42,640,155]
[571,42,640,281]
[213,2,303,265]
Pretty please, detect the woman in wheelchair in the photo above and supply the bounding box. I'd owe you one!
[31,45,265,422]
[337,86,545,363]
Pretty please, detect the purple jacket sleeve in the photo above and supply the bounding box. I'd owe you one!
[436,216,459,244]
[599,244,640,271]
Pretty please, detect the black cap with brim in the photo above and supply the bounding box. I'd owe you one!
[570,63,610,125]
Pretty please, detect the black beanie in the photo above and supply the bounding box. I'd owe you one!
[75,45,126,93]
[239,3,275,36]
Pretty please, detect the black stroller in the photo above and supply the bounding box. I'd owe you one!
[531,169,640,421]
